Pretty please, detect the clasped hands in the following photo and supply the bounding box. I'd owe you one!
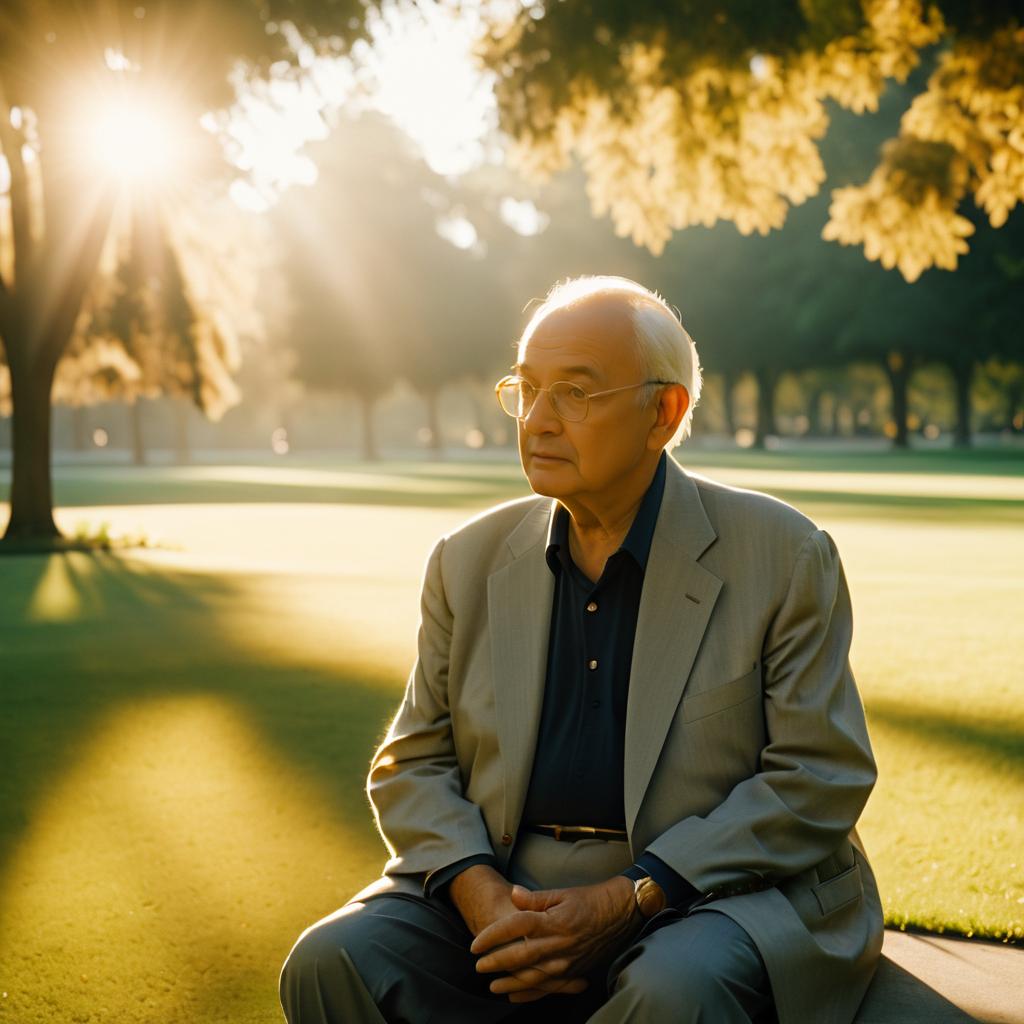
[448,864,642,1004]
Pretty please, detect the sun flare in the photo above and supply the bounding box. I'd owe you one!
[79,91,188,188]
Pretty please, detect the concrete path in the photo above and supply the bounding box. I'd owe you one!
[855,928,1024,1023]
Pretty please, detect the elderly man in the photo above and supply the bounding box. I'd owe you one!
[279,275,884,1024]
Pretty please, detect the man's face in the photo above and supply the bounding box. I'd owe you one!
[515,298,658,504]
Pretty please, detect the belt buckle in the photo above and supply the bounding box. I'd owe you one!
[537,823,624,842]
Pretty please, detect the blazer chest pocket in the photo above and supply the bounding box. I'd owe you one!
[813,863,863,916]
[681,663,762,724]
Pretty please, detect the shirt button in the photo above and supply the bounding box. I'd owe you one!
[591,700,600,709]
[501,833,513,846]
[586,601,598,612]
[588,659,598,670]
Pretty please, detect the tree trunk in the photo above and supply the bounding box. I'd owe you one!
[130,399,146,466]
[854,406,874,436]
[4,351,60,540]
[721,370,738,437]
[275,404,293,454]
[0,129,116,542]
[806,388,825,436]
[753,367,779,449]
[884,352,911,450]
[1008,380,1023,433]
[829,399,844,437]
[174,398,190,465]
[424,389,444,458]
[71,405,88,452]
[359,394,379,461]
[949,360,974,449]
[468,389,491,448]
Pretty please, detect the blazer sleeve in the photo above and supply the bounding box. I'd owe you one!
[366,535,495,893]
[644,528,878,894]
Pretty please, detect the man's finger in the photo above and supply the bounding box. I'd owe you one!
[490,966,549,993]
[509,885,562,911]
[507,977,588,1003]
[488,958,573,993]
[539,976,588,995]
[475,934,562,974]
[470,910,538,955]
[505,989,548,1004]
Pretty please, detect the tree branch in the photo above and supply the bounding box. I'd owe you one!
[0,272,9,343]
[0,93,33,293]
[36,183,117,375]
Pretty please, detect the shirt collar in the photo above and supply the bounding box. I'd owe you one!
[544,449,667,577]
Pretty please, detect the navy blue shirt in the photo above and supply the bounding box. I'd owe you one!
[520,450,666,826]
[427,450,699,910]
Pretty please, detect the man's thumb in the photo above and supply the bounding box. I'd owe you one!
[510,884,541,907]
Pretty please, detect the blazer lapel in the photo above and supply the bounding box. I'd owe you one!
[624,458,722,837]
[488,500,554,843]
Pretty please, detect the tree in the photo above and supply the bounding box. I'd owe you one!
[469,1,1024,282]
[52,200,238,465]
[927,204,1024,447]
[0,0,369,543]
[271,115,402,460]
[829,202,1023,448]
[639,83,900,448]
[273,108,523,459]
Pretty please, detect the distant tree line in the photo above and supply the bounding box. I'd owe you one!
[266,88,1022,458]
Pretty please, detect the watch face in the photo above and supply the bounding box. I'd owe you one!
[636,877,667,917]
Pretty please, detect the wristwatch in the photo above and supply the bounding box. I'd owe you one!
[632,875,668,918]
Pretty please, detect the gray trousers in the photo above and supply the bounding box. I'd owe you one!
[279,834,777,1024]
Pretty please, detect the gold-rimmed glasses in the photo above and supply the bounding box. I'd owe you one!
[494,374,676,422]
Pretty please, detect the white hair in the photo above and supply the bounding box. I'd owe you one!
[517,275,703,448]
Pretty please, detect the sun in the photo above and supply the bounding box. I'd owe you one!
[78,89,190,190]
[355,0,498,177]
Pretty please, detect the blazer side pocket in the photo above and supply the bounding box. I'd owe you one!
[812,863,863,916]
[681,663,761,723]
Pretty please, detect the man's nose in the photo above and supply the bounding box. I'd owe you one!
[522,388,562,433]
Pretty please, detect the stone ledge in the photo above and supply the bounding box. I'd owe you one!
[854,928,1024,1023]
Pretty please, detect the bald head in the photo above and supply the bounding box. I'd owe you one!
[517,276,702,448]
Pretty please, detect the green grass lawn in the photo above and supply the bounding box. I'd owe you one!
[0,448,1021,1023]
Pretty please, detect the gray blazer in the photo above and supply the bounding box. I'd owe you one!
[353,453,885,1024]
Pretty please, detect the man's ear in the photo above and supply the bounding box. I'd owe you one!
[648,384,689,450]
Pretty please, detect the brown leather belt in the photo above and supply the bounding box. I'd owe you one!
[524,823,628,843]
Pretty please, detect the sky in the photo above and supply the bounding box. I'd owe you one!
[216,0,507,213]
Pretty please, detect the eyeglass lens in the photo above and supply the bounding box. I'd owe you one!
[500,381,588,420]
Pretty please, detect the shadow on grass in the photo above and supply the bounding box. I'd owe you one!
[680,447,1024,478]
[866,699,1024,773]
[0,551,400,884]
[43,478,527,510]
[766,489,1024,524]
